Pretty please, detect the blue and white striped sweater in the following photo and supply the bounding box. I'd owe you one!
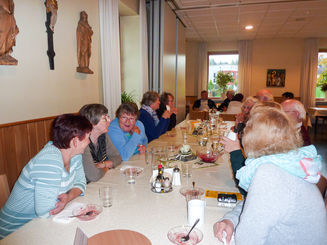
[0,142,86,239]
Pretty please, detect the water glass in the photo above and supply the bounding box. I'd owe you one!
[99,186,113,207]
[151,147,166,170]
[181,162,193,177]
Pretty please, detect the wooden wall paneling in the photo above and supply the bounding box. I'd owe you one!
[0,128,6,174]
[14,124,30,176]
[35,121,47,151]
[3,126,19,190]
[45,119,53,141]
[27,123,38,159]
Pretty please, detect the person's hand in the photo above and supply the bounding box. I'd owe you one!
[96,160,113,169]
[131,125,141,135]
[162,110,171,119]
[220,136,241,153]
[137,144,146,154]
[213,219,234,244]
[170,107,178,115]
[49,193,69,215]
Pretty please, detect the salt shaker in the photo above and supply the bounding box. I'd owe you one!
[172,167,181,186]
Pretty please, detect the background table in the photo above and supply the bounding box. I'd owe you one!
[0,122,239,245]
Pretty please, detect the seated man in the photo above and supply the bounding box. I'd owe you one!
[282,91,294,101]
[192,90,217,111]
[281,99,311,146]
[217,90,234,111]
[256,89,274,102]
[225,93,244,114]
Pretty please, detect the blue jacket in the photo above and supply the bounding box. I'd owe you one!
[108,118,148,161]
[139,108,170,142]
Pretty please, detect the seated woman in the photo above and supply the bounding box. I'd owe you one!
[214,107,327,244]
[139,91,171,142]
[79,104,122,182]
[225,93,244,114]
[108,102,147,161]
[0,114,92,239]
[156,92,178,131]
[233,96,257,134]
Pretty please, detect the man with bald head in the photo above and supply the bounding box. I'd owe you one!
[256,89,274,102]
[281,99,311,146]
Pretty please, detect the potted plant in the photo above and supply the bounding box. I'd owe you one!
[317,69,327,98]
[121,91,137,104]
[215,71,234,97]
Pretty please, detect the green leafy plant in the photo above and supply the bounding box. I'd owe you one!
[121,91,137,104]
[215,71,234,94]
[317,69,327,92]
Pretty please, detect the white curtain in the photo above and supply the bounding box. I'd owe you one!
[99,0,121,119]
[139,0,148,96]
[238,40,253,98]
[197,42,208,97]
[300,38,318,109]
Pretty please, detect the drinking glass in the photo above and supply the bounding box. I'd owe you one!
[151,147,166,170]
[99,186,113,207]
[181,162,193,177]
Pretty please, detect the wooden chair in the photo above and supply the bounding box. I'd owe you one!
[220,113,236,121]
[189,111,209,120]
[0,174,10,208]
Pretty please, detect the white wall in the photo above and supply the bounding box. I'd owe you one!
[186,38,327,98]
[120,16,142,104]
[0,0,101,124]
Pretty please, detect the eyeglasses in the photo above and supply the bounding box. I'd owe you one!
[120,116,136,122]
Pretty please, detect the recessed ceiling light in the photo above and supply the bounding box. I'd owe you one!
[245,25,253,30]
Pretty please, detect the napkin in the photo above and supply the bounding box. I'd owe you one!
[53,202,84,224]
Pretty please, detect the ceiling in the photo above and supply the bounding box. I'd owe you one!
[167,0,327,42]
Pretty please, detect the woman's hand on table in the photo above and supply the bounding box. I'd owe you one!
[50,188,82,215]
[213,219,234,244]
[137,144,146,154]
[220,136,241,153]
[96,160,113,169]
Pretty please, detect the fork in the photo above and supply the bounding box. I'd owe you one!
[180,218,200,242]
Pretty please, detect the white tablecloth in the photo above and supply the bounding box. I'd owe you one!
[0,121,239,245]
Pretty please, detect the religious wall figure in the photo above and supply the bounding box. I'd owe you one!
[46,0,58,32]
[76,11,93,74]
[45,0,58,70]
[0,0,19,65]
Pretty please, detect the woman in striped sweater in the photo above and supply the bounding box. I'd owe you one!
[0,114,92,239]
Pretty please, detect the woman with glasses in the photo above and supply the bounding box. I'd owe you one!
[139,91,171,142]
[108,102,148,161]
[79,104,122,182]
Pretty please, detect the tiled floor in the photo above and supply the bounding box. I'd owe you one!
[309,123,327,175]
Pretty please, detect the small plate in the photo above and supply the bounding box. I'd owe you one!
[179,187,205,197]
[167,225,203,245]
[72,204,102,221]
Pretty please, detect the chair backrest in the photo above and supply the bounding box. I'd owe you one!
[0,174,10,208]
[189,111,209,120]
[220,113,236,121]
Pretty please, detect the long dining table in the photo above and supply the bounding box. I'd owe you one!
[0,121,240,245]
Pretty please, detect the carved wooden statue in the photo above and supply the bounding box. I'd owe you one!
[45,0,58,70]
[0,0,19,65]
[76,11,93,74]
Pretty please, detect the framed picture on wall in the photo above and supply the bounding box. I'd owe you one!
[266,69,286,87]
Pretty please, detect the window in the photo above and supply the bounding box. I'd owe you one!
[316,51,327,99]
[208,53,239,98]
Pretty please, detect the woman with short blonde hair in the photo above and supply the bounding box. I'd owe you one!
[214,107,326,245]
